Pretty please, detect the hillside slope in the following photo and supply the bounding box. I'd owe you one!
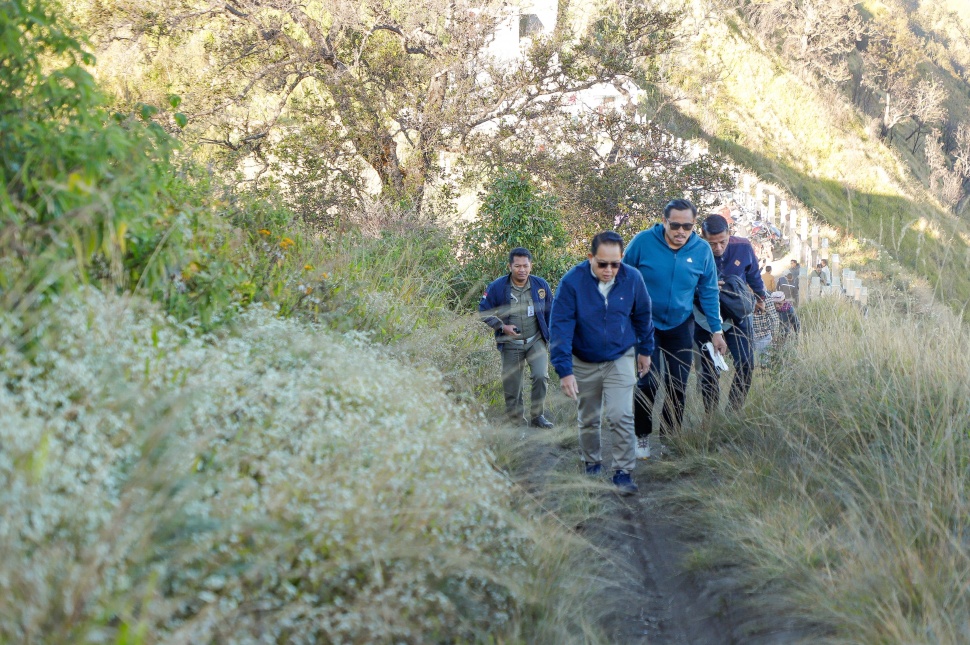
[662,0,970,316]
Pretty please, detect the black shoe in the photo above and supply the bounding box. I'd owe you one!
[584,461,603,476]
[530,415,554,429]
[612,470,639,496]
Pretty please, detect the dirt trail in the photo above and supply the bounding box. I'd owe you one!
[593,477,810,644]
[517,422,814,644]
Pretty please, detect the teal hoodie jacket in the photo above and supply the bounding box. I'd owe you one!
[623,223,722,333]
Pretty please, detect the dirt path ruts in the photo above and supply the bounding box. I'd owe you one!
[516,422,815,644]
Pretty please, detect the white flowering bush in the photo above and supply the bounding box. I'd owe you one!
[0,289,535,643]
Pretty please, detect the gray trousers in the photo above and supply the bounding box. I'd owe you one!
[501,340,549,421]
[572,349,637,473]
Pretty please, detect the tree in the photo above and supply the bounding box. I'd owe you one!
[743,0,863,85]
[904,78,948,153]
[481,100,734,241]
[459,169,574,297]
[74,0,683,219]
[859,13,923,142]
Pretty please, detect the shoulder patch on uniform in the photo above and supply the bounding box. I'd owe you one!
[734,259,741,266]
[687,258,694,263]
[537,288,546,299]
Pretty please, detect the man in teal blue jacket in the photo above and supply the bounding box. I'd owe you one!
[623,199,727,458]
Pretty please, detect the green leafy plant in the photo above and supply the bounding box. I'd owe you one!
[459,170,577,302]
[0,0,256,329]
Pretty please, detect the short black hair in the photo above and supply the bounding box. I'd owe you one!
[590,231,624,255]
[765,265,772,272]
[701,214,729,235]
[663,198,697,219]
[508,247,532,265]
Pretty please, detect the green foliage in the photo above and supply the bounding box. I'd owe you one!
[484,107,735,246]
[460,170,577,298]
[0,0,242,328]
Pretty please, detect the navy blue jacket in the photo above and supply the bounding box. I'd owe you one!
[478,274,552,349]
[695,235,768,330]
[549,261,655,378]
[714,236,767,298]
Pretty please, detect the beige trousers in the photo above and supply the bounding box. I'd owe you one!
[572,349,637,473]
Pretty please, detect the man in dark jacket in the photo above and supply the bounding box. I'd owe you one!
[479,247,554,427]
[695,214,768,412]
[550,232,654,495]
[778,271,798,304]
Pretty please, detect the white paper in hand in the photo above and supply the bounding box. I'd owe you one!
[702,342,730,373]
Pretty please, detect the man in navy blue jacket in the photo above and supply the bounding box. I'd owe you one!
[479,247,555,427]
[623,199,726,458]
[695,214,768,412]
[550,232,655,495]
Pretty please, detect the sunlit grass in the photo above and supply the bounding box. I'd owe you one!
[671,297,970,642]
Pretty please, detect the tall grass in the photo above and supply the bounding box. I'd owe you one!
[674,296,970,642]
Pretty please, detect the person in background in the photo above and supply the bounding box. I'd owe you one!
[774,292,801,343]
[753,292,782,368]
[550,232,654,495]
[820,259,831,286]
[778,270,797,305]
[623,199,727,459]
[695,214,767,412]
[479,247,554,428]
[810,262,826,296]
[762,264,776,293]
[788,260,801,305]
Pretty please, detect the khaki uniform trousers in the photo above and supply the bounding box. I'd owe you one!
[501,339,549,422]
[572,348,637,473]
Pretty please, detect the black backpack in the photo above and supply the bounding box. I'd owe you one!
[718,274,757,322]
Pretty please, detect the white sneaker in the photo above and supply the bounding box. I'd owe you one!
[636,436,651,460]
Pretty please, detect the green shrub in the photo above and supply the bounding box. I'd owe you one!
[0,288,589,643]
[459,170,579,303]
[0,0,241,328]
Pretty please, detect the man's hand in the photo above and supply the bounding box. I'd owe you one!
[501,324,521,337]
[637,354,651,379]
[712,331,728,355]
[560,374,579,400]
[755,299,766,313]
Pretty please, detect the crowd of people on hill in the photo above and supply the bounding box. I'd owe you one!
[478,199,806,495]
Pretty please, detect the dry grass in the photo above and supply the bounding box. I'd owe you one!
[671,295,970,642]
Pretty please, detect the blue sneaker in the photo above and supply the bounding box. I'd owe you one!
[612,470,638,495]
[584,462,602,476]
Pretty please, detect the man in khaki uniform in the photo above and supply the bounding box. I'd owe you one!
[479,248,555,428]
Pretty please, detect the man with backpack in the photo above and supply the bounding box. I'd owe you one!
[694,214,768,413]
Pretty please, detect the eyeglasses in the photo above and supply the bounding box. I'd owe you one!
[666,221,694,231]
[594,259,622,269]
